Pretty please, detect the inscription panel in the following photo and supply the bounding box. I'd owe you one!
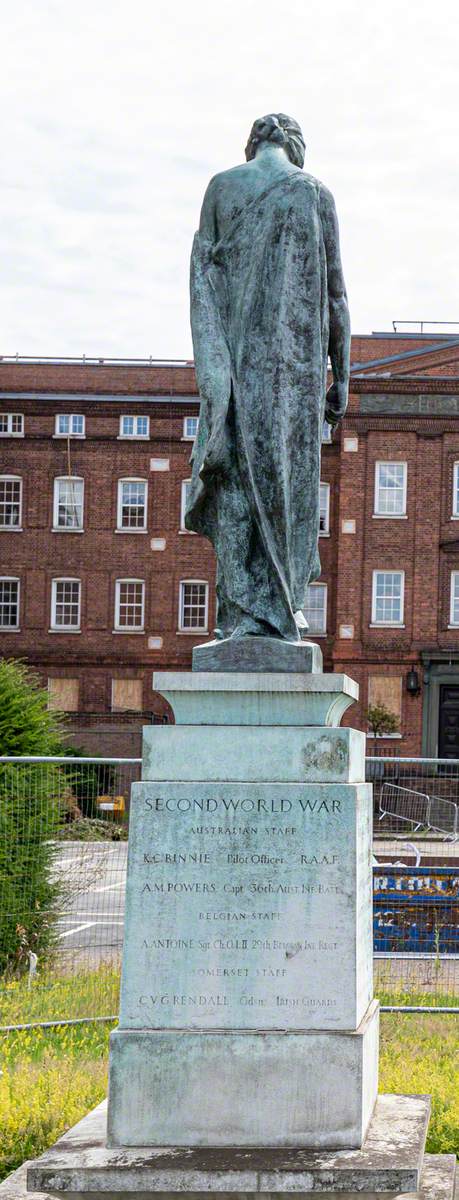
[119,781,372,1031]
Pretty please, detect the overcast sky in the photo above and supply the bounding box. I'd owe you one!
[0,0,458,360]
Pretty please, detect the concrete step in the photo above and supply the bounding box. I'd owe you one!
[1,1151,456,1199]
[417,1154,457,1199]
[0,1162,45,1200]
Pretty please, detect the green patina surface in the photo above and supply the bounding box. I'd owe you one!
[186,113,350,644]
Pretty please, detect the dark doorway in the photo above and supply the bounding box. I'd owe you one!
[438,685,459,758]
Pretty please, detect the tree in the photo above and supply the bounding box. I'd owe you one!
[0,660,67,974]
[0,659,65,756]
[0,763,63,974]
[366,703,399,738]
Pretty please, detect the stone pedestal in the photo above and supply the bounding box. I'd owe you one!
[107,669,377,1149]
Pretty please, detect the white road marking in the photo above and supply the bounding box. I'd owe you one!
[58,920,125,939]
[58,916,123,924]
[58,922,97,939]
[89,881,126,894]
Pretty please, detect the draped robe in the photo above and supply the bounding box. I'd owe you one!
[186,167,346,641]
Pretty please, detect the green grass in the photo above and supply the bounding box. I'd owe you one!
[377,986,459,1009]
[0,970,457,1180]
[3,965,456,1027]
[0,964,120,1026]
[379,1012,459,1156]
[0,1021,112,1180]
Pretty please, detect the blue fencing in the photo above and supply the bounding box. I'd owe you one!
[373,866,459,954]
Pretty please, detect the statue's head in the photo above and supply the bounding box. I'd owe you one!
[245,113,305,168]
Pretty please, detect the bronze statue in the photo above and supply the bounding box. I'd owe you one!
[186,113,350,642]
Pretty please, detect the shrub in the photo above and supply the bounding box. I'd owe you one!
[366,703,399,737]
[0,660,65,757]
[57,816,127,841]
[0,764,63,974]
[0,661,67,975]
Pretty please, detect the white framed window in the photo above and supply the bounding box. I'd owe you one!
[450,572,459,626]
[371,570,404,626]
[0,476,22,528]
[321,420,332,443]
[51,578,81,630]
[117,478,147,531]
[374,462,407,516]
[319,482,330,535]
[53,477,84,530]
[179,580,208,631]
[304,583,327,634]
[452,463,459,517]
[0,578,20,628]
[180,479,193,530]
[183,416,199,440]
[0,413,24,437]
[115,579,145,631]
[54,413,85,437]
[119,415,150,439]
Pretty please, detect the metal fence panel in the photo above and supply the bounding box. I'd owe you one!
[378,782,430,832]
[0,756,139,1027]
[370,755,459,1007]
[0,755,458,1025]
[369,755,459,839]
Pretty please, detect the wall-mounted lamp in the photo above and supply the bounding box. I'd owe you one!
[406,665,421,696]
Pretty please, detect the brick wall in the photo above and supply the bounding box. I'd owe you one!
[1,335,459,756]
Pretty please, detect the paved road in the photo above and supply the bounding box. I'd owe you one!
[374,954,459,996]
[54,842,127,964]
[374,838,459,862]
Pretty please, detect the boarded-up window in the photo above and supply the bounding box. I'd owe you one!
[112,678,143,711]
[48,678,79,711]
[368,675,402,720]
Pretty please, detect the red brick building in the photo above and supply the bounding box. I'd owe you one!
[1,331,459,757]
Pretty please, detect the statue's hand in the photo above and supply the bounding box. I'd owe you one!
[325,381,348,427]
[200,413,233,479]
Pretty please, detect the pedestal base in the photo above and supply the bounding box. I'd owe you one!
[27,1094,447,1199]
[108,1000,379,1148]
[192,637,322,674]
[19,1153,459,1200]
[8,1153,456,1200]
